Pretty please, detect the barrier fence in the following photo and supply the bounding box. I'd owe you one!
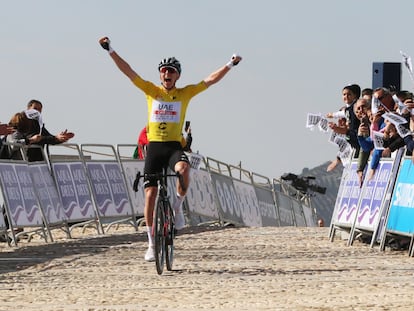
[329,147,414,256]
[0,143,317,246]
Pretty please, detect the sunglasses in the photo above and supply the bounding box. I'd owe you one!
[160,66,177,74]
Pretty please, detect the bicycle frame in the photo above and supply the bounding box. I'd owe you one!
[154,169,173,274]
[133,168,184,275]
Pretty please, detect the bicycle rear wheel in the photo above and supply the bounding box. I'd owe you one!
[154,198,165,275]
[165,201,175,271]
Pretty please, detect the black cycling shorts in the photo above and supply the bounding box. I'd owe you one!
[143,141,189,188]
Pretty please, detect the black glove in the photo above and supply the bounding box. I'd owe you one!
[99,37,112,52]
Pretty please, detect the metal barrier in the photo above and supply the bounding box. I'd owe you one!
[0,143,317,247]
[329,147,414,256]
[379,155,414,256]
[116,144,145,222]
[79,144,137,233]
[251,172,279,226]
[0,143,67,245]
[48,144,100,234]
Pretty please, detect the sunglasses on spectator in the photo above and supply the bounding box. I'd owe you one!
[160,66,177,74]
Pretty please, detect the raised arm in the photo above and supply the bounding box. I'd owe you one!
[99,37,138,81]
[204,54,242,87]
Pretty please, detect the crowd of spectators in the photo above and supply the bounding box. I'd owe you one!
[325,84,414,187]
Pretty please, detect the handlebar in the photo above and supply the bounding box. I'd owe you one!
[133,171,185,192]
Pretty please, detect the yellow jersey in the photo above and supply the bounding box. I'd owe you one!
[132,76,207,142]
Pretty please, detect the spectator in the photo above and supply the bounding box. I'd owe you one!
[4,111,43,160]
[16,99,75,162]
[354,98,372,186]
[0,122,14,136]
[404,98,414,131]
[326,84,361,171]
[133,127,149,159]
[361,88,373,102]
[0,121,15,159]
[396,92,414,132]
[403,133,414,163]
[366,87,407,180]
[318,218,325,227]
[326,112,347,172]
[394,95,414,162]
[1,99,74,162]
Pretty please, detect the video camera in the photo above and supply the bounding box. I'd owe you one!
[280,173,326,195]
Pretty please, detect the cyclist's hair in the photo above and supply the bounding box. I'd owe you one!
[158,57,181,74]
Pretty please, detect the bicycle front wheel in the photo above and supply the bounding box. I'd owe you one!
[154,198,165,275]
[165,201,175,271]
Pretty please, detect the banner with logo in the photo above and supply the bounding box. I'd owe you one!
[30,163,66,225]
[52,162,95,221]
[0,163,43,227]
[85,162,132,217]
[386,158,414,234]
[186,168,220,220]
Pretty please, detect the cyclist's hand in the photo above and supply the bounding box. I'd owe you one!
[230,53,242,66]
[226,54,242,68]
[99,36,113,52]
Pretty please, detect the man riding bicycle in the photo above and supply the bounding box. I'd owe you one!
[99,36,242,261]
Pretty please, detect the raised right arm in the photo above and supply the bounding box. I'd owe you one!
[99,37,138,81]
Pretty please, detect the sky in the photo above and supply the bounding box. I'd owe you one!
[1,0,414,181]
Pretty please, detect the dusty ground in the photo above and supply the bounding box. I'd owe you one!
[1,225,414,311]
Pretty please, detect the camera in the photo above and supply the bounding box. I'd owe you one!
[281,173,326,195]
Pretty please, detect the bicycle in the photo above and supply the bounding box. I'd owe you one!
[133,168,184,275]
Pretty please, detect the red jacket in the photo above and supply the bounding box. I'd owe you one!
[137,127,148,159]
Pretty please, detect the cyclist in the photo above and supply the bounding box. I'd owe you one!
[99,36,242,261]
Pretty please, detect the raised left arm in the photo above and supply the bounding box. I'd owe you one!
[204,54,242,87]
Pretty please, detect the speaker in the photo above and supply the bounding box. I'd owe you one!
[372,62,401,91]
